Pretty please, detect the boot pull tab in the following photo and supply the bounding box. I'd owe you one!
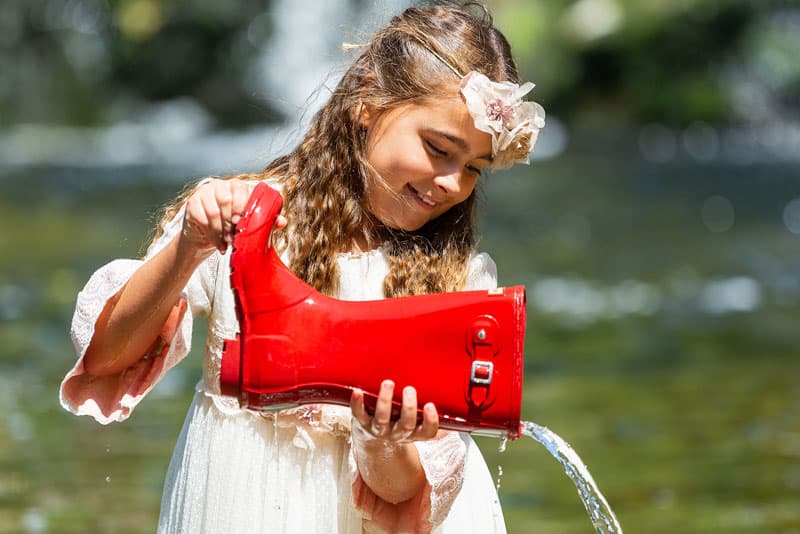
[465,314,500,409]
[232,182,284,260]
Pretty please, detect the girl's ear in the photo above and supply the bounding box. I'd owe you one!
[356,101,376,129]
[355,73,378,128]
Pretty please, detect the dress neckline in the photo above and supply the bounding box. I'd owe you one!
[337,243,389,260]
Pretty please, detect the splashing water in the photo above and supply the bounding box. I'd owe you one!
[495,465,504,492]
[498,436,508,453]
[520,420,623,534]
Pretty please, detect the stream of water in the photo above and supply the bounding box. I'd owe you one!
[519,420,623,533]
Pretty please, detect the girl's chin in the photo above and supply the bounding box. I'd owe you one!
[377,215,428,232]
[371,203,446,232]
[387,221,426,232]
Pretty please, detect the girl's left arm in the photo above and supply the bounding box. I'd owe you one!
[349,380,438,503]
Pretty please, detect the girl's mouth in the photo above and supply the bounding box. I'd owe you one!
[406,184,437,210]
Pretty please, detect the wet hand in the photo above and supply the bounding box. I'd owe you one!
[350,379,439,442]
[181,179,287,258]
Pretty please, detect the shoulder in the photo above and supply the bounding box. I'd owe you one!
[468,251,496,274]
[465,251,498,291]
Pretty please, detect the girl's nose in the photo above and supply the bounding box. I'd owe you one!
[433,171,461,196]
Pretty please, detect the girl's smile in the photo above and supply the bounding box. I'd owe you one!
[360,94,493,231]
[406,183,437,210]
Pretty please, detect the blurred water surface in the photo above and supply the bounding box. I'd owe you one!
[1,149,798,532]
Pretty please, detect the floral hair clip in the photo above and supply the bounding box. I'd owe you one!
[459,71,546,170]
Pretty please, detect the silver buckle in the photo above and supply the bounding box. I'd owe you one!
[470,360,494,385]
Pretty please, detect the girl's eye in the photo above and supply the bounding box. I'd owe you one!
[426,139,482,175]
[425,140,448,157]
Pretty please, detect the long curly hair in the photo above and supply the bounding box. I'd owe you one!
[153,3,519,298]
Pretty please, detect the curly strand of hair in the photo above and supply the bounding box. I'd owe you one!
[276,71,370,296]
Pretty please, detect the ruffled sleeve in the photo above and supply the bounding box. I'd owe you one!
[351,431,467,533]
[350,251,499,533]
[59,205,216,424]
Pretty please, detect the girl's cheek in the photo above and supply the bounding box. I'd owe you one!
[464,178,479,199]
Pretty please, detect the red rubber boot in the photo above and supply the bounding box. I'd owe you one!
[221,183,526,439]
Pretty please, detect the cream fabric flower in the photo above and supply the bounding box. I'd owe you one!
[459,71,546,170]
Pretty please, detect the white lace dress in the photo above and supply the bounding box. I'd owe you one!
[60,204,507,534]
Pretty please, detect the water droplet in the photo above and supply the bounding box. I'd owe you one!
[105,476,111,484]
[497,436,508,453]
[495,465,504,492]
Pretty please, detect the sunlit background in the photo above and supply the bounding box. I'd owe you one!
[2,0,799,532]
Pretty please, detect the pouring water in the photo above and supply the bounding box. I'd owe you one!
[510,421,623,534]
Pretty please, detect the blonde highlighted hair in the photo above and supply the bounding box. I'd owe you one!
[153,3,519,297]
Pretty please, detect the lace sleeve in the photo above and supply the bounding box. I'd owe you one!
[414,431,469,529]
[59,205,215,424]
[349,431,467,533]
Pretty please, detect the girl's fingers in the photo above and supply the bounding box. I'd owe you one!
[416,402,439,440]
[394,386,418,440]
[228,181,286,235]
[230,181,251,223]
[370,379,394,437]
[349,388,369,427]
[349,381,440,443]
[214,182,234,240]
[199,192,225,252]
[183,178,295,257]
[183,195,214,250]
[185,195,209,232]
[348,381,440,442]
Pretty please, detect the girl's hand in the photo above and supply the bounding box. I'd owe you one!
[180,179,287,259]
[350,379,439,442]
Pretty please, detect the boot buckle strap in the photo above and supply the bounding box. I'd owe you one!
[470,360,494,385]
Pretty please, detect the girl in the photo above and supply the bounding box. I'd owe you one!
[60,3,545,533]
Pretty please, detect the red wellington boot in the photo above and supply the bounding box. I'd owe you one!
[220,183,526,439]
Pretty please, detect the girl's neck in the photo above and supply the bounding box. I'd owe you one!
[347,236,372,255]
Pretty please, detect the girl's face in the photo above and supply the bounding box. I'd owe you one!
[361,94,493,232]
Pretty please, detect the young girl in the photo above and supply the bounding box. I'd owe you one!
[60,4,545,533]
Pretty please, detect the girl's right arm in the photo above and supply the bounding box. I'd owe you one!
[82,179,276,376]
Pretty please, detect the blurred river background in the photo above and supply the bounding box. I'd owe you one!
[1,0,799,532]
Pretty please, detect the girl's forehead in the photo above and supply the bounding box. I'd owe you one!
[403,97,492,157]
[404,94,471,124]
